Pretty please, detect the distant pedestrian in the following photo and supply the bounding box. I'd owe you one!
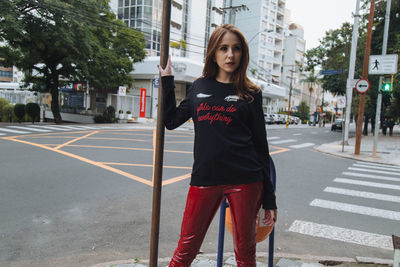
[381,118,388,136]
[388,118,395,136]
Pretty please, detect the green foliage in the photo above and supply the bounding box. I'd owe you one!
[1,103,14,122]
[0,0,146,123]
[103,105,116,123]
[93,114,105,123]
[0,98,10,119]
[25,102,40,123]
[294,101,310,123]
[14,103,25,122]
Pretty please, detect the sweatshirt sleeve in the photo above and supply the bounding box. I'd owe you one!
[162,76,192,130]
[249,91,277,210]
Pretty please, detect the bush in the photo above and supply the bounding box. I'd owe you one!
[25,102,40,124]
[2,104,14,122]
[14,103,26,122]
[0,98,9,120]
[93,114,105,123]
[103,105,116,123]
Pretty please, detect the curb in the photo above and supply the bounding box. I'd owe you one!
[89,252,393,267]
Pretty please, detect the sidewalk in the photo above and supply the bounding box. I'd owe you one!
[315,126,400,167]
[89,125,399,267]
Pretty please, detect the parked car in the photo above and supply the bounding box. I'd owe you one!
[272,114,285,124]
[264,113,274,124]
[331,119,344,131]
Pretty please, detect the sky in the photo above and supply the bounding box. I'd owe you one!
[285,0,357,50]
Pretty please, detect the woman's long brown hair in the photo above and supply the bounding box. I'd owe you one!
[202,24,260,102]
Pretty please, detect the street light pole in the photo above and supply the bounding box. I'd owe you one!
[344,0,361,145]
[373,0,392,157]
[286,65,295,128]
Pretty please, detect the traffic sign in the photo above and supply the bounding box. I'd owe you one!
[118,86,126,96]
[355,79,370,93]
[369,54,398,75]
[337,96,346,108]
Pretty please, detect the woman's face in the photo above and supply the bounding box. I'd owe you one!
[214,31,242,81]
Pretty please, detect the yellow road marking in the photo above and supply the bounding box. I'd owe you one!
[63,144,193,154]
[162,173,191,186]
[270,146,290,154]
[6,138,153,186]
[16,136,150,142]
[54,131,98,150]
[99,162,192,169]
[1,129,289,188]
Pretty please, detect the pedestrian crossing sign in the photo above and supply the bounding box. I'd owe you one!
[369,54,398,75]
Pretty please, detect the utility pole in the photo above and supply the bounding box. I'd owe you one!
[286,65,295,128]
[373,0,392,157]
[344,0,361,145]
[149,1,171,266]
[220,3,249,25]
[355,0,375,155]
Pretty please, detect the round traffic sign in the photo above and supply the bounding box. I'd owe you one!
[355,79,370,93]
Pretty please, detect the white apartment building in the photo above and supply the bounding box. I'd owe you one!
[113,0,285,118]
[232,0,286,114]
[282,22,306,112]
[113,0,225,118]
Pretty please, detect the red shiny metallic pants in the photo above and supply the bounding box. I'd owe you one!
[169,181,263,267]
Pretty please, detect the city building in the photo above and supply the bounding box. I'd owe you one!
[113,0,285,119]
[0,58,13,82]
[112,0,224,118]
[232,0,286,114]
[282,22,306,112]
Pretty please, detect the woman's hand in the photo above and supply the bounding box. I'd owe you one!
[158,55,172,77]
[262,209,277,226]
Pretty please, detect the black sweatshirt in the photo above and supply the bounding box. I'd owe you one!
[162,76,277,210]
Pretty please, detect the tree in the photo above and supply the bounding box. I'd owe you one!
[0,0,146,123]
[300,69,321,108]
[294,101,310,123]
[25,102,40,123]
[14,103,25,122]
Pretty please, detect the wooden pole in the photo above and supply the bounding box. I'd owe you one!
[149,1,171,266]
[354,0,375,155]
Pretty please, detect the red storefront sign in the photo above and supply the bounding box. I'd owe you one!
[140,88,146,118]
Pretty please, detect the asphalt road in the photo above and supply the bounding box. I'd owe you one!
[0,123,397,266]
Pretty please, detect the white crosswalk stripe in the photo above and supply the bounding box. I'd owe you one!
[334,177,400,190]
[289,143,314,149]
[288,161,400,250]
[29,125,70,131]
[8,125,51,132]
[293,133,302,136]
[356,161,400,169]
[310,199,400,221]
[348,167,400,176]
[288,220,392,250]
[72,125,101,129]
[0,133,5,136]
[352,163,400,172]
[270,139,296,145]
[324,187,400,203]
[0,128,30,134]
[267,136,280,140]
[342,171,400,182]
[48,125,87,130]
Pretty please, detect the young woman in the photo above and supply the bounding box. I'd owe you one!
[158,24,277,267]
